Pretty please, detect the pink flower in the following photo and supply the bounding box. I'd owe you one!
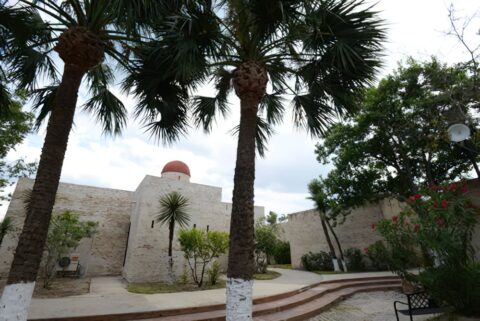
[371,223,376,230]
[392,216,398,223]
[461,185,468,193]
[414,194,421,199]
[441,199,448,208]
[435,217,446,227]
[447,183,458,191]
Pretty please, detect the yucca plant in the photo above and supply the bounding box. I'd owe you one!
[126,0,385,319]
[157,191,191,258]
[0,1,162,319]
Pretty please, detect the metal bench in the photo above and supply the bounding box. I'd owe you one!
[394,291,444,321]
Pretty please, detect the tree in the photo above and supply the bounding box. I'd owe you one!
[254,222,277,271]
[0,1,161,318]
[126,1,384,318]
[0,93,37,205]
[156,191,191,283]
[0,217,13,247]
[308,180,345,272]
[178,228,229,288]
[315,58,480,217]
[42,210,97,288]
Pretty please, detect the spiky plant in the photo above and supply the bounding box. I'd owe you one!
[0,1,162,319]
[157,191,191,258]
[125,0,385,319]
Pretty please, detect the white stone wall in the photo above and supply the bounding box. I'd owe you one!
[0,178,133,279]
[122,174,264,283]
[285,204,385,269]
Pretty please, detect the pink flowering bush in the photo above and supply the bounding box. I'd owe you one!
[375,182,480,316]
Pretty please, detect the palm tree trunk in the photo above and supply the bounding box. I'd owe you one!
[326,219,347,272]
[226,96,258,321]
[168,220,175,284]
[319,213,340,272]
[0,64,84,321]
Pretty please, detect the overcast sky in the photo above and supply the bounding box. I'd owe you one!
[1,0,479,220]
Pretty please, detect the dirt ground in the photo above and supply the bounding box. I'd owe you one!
[0,277,91,298]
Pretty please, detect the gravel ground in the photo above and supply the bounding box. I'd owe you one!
[307,291,439,321]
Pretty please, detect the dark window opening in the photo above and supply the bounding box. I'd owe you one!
[151,220,154,228]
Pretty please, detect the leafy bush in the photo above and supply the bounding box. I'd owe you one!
[418,262,480,317]
[179,228,229,287]
[43,211,97,288]
[301,251,333,271]
[207,261,221,286]
[255,223,277,263]
[273,241,291,264]
[365,241,390,271]
[375,183,480,316]
[344,247,365,271]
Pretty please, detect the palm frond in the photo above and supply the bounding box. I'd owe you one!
[292,93,336,137]
[259,91,285,126]
[30,85,58,129]
[157,191,191,228]
[230,116,274,158]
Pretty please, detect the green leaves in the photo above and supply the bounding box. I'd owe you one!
[313,58,479,212]
[157,191,191,229]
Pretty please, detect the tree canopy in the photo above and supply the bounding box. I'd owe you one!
[312,58,480,219]
[0,93,36,204]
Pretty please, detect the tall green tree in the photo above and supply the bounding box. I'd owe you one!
[307,180,345,271]
[0,93,37,204]
[126,1,384,318]
[157,191,191,283]
[0,1,162,319]
[314,58,479,218]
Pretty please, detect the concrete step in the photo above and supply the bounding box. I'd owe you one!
[254,283,402,321]
[29,276,401,321]
[136,278,401,321]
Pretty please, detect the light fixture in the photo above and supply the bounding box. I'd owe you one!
[447,123,471,142]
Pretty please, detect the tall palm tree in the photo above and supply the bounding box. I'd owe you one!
[157,191,191,282]
[308,181,343,271]
[126,1,384,319]
[0,1,162,319]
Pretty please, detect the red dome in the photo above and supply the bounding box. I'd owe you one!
[161,160,190,177]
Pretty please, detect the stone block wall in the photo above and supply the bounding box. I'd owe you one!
[0,178,132,279]
[285,205,384,269]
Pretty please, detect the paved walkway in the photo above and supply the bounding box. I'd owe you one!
[28,269,396,319]
[307,291,435,321]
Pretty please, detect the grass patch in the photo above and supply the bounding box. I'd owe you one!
[313,271,341,275]
[269,264,292,269]
[128,280,225,294]
[253,270,282,280]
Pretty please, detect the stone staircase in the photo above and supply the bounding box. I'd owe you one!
[30,276,401,321]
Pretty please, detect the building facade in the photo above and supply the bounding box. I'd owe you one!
[0,161,265,283]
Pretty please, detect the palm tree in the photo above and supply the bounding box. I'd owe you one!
[308,181,343,271]
[157,191,191,283]
[0,1,161,318]
[126,1,384,319]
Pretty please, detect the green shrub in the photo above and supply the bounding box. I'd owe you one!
[344,247,366,271]
[179,228,229,287]
[365,241,390,271]
[273,241,291,264]
[418,262,480,317]
[207,261,221,286]
[301,251,333,271]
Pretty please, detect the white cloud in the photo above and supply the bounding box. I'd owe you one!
[1,0,479,221]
